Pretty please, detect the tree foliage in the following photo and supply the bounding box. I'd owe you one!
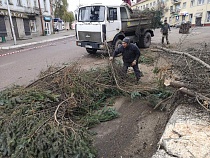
[62,11,75,23]
[0,65,121,158]
[54,0,68,18]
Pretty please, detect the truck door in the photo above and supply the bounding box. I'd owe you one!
[106,7,121,42]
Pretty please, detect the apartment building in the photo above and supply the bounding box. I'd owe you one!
[132,0,162,11]
[0,0,53,41]
[164,0,210,26]
[132,0,210,26]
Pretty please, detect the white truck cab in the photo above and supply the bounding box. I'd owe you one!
[76,3,154,54]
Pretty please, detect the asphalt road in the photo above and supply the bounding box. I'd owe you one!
[1,26,210,90]
[0,37,86,90]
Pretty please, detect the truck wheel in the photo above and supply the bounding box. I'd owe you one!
[138,32,151,48]
[86,48,97,54]
[115,39,122,49]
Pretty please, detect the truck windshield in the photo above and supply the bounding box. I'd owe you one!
[79,6,105,22]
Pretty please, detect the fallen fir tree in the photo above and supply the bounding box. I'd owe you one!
[0,59,172,157]
[0,64,123,158]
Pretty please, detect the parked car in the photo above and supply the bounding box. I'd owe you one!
[174,21,191,28]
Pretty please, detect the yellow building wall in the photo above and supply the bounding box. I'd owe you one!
[132,0,210,26]
[132,0,160,11]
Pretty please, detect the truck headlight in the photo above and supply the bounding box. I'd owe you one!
[76,41,81,46]
[99,44,105,49]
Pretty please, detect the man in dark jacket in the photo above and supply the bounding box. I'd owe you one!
[110,37,142,82]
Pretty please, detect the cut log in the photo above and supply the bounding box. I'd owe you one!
[156,46,210,70]
[179,87,210,111]
[164,80,191,89]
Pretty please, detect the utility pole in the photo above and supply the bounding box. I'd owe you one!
[50,0,54,33]
[6,0,16,45]
[38,0,44,35]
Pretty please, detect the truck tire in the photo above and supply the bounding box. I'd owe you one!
[138,32,151,48]
[86,48,97,54]
[114,39,122,49]
[111,39,122,56]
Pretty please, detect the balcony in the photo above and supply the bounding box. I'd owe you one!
[170,9,180,15]
[24,7,40,15]
[171,0,181,4]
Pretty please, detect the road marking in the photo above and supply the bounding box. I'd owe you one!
[0,39,72,58]
[0,61,16,67]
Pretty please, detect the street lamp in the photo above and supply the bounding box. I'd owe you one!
[6,0,16,45]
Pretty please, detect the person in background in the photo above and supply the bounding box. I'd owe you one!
[109,37,142,83]
[161,20,171,45]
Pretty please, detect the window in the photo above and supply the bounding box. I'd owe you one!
[44,0,47,11]
[189,14,193,22]
[30,20,37,32]
[8,0,13,5]
[170,6,173,12]
[146,4,149,8]
[143,5,145,9]
[207,11,210,22]
[141,6,143,10]
[150,2,152,7]
[183,2,186,8]
[34,0,37,7]
[17,0,22,6]
[153,1,156,6]
[79,6,105,22]
[176,16,179,22]
[190,0,195,7]
[108,8,117,20]
[0,0,2,6]
[198,0,204,5]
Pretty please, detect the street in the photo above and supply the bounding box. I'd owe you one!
[1,26,210,90]
[0,37,86,90]
[0,27,210,158]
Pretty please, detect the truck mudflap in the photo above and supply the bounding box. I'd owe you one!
[76,41,105,50]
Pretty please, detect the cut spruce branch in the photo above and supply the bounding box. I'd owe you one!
[25,66,66,88]
[164,80,210,112]
[156,46,210,70]
[179,87,210,112]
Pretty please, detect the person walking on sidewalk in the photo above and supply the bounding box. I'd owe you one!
[161,20,171,45]
[109,37,142,82]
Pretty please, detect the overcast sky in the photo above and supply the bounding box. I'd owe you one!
[67,0,124,12]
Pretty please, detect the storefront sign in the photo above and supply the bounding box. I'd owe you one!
[44,16,52,22]
[0,10,27,18]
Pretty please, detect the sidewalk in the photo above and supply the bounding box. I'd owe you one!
[0,30,75,50]
[152,104,210,158]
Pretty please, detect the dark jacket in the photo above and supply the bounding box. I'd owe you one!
[113,43,140,63]
[161,23,171,35]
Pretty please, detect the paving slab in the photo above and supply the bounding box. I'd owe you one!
[152,105,210,158]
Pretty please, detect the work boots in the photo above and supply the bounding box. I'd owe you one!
[162,37,164,44]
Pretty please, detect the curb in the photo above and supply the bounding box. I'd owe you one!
[0,35,75,50]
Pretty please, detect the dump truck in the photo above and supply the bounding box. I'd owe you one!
[75,3,157,54]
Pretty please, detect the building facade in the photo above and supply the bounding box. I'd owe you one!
[132,0,210,26]
[164,0,210,26]
[132,0,164,11]
[0,0,53,41]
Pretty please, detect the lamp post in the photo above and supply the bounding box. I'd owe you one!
[6,0,16,45]
[38,0,44,35]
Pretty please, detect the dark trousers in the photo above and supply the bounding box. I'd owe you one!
[123,62,141,80]
[162,33,169,44]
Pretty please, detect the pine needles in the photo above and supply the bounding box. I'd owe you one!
[0,64,122,158]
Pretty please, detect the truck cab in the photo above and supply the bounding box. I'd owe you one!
[76,3,154,54]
